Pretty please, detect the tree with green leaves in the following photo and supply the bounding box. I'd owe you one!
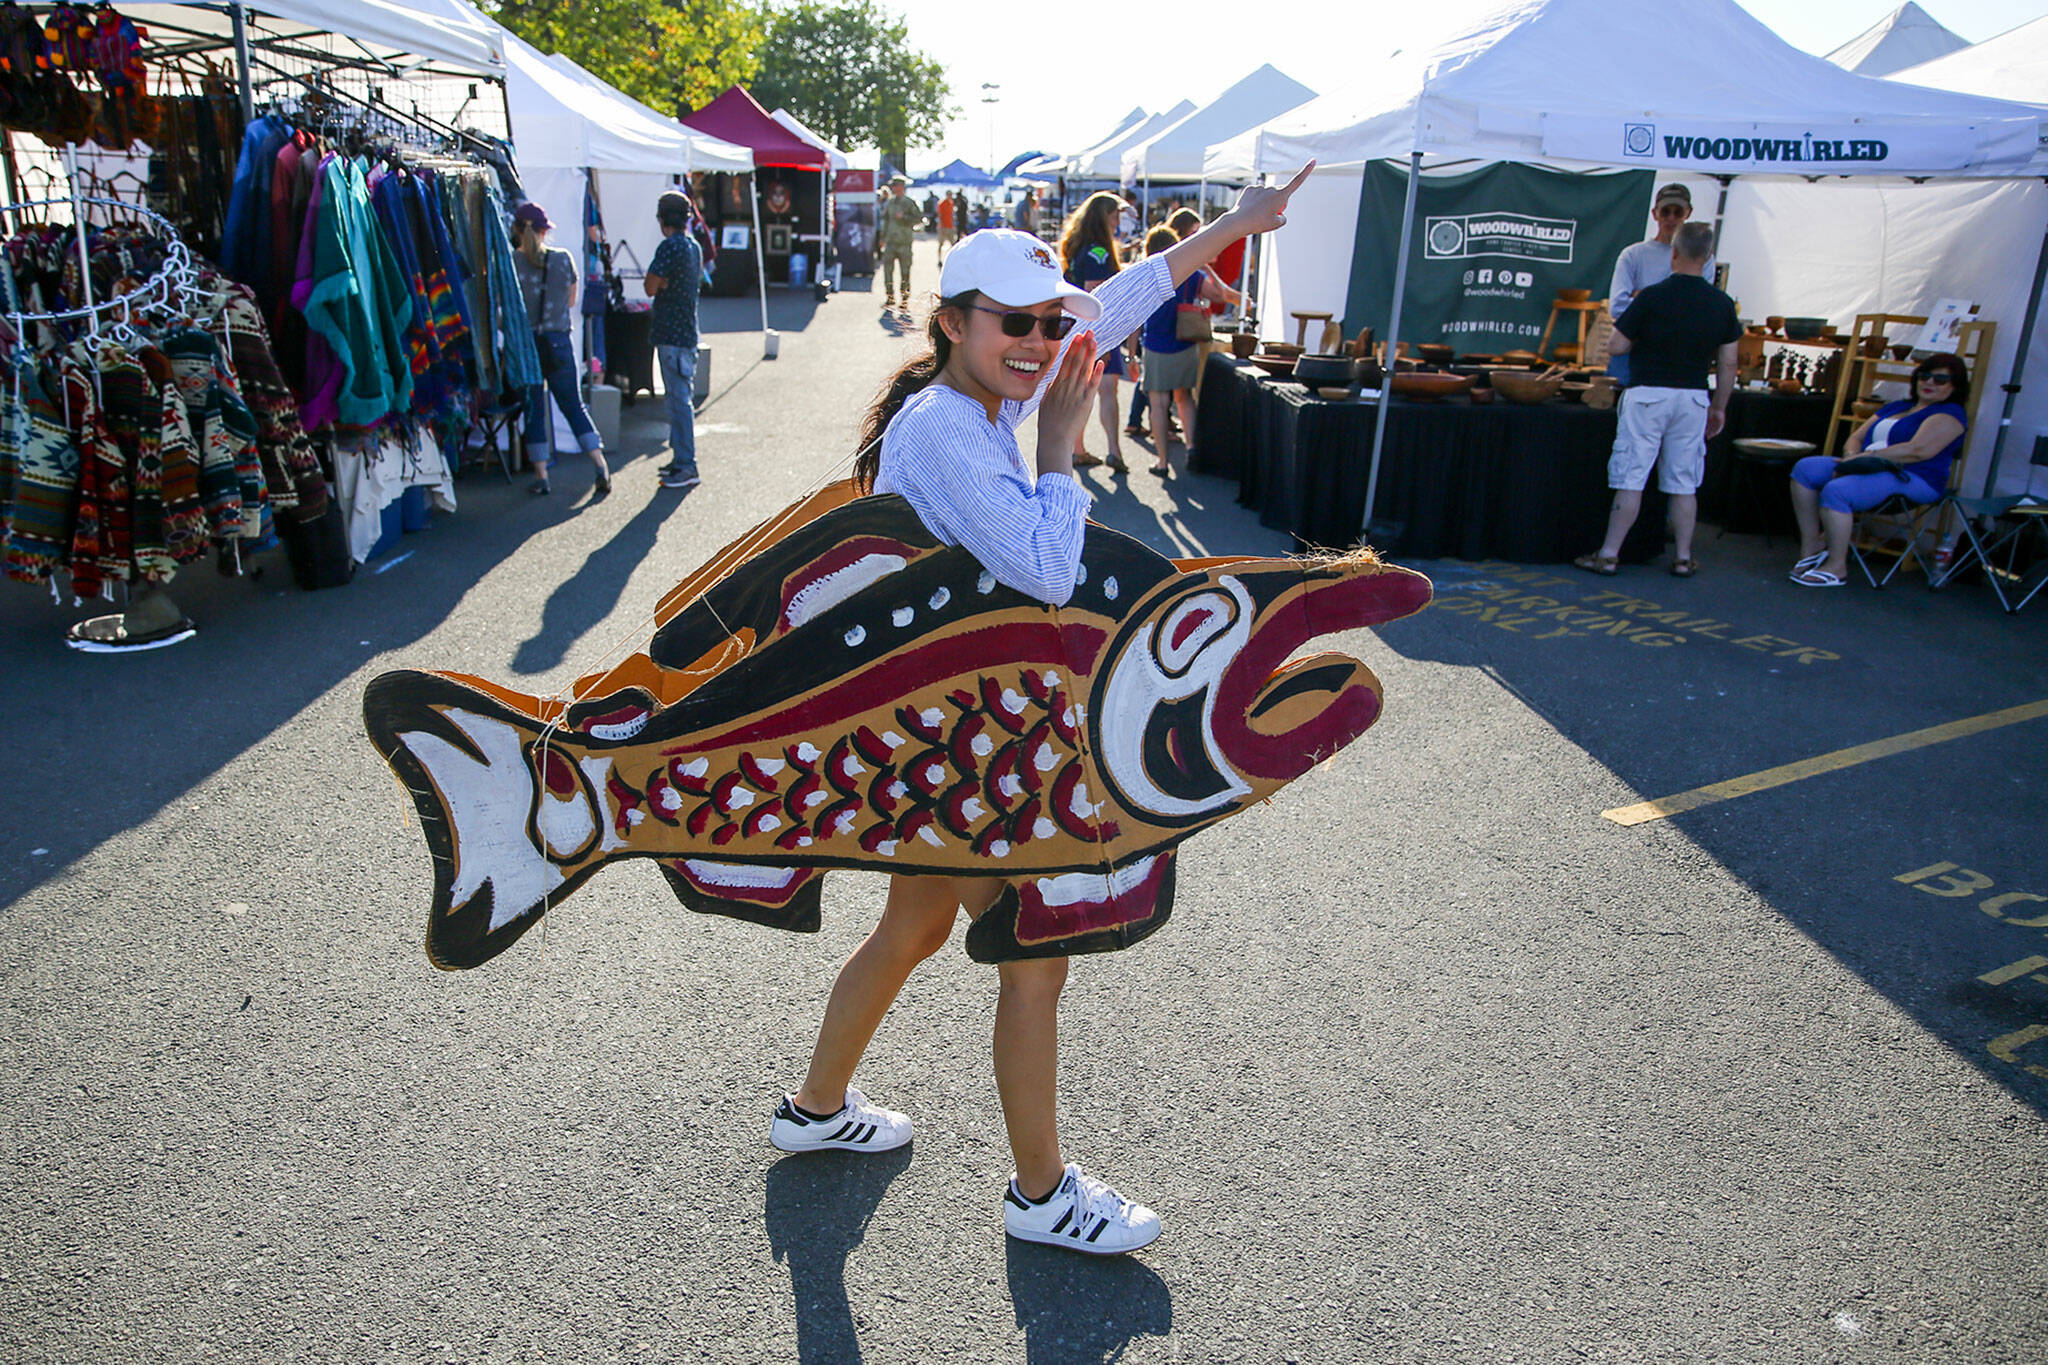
[750,0,954,163]
[484,0,765,118]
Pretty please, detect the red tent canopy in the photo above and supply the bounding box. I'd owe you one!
[680,86,828,170]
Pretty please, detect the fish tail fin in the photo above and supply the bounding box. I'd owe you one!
[657,859,826,935]
[966,852,1178,963]
[364,669,600,970]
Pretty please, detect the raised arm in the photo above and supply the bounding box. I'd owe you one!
[1163,162,1314,288]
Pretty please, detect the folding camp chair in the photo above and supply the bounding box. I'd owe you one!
[1933,437,2048,613]
[1847,452,1967,589]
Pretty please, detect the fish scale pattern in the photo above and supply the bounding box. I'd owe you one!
[626,666,1118,864]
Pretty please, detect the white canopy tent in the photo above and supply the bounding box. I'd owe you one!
[1120,64,1314,187]
[1825,1,1970,76]
[544,53,748,281]
[1212,0,2048,521]
[131,0,506,74]
[1066,102,1195,180]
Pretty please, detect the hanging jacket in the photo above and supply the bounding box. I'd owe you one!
[1,351,79,582]
[298,155,414,428]
[483,184,540,392]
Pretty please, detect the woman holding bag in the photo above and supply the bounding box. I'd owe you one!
[1137,225,1240,475]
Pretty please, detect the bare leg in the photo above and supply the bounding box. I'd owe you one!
[1820,506,1854,578]
[1790,476,1825,559]
[1596,488,1643,561]
[1173,389,1197,455]
[995,956,1069,1198]
[1667,492,1696,563]
[793,875,960,1115]
[1148,392,1171,471]
[1098,378,1122,462]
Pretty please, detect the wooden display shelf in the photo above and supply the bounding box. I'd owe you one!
[1826,311,1995,454]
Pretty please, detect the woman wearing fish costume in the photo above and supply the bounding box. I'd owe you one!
[363,161,1432,1254]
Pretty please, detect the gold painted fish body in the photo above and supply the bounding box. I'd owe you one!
[364,487,1431,968]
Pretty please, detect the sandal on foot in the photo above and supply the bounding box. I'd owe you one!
[1670,558,1699,578]
[1148,462,1170,476]
[529,481,551,496]
[1074,451,1104,469]
[1791,568,1847,588]
[1572,553,1618,576]
[1107,453,1129,474]
[1792,550,1827,573]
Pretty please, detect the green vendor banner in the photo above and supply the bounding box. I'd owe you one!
[1344,162,1654,355]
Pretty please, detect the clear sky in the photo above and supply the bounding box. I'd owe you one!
[885,0,2048,173]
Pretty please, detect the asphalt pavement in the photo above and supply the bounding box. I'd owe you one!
[3,263,2046,1364]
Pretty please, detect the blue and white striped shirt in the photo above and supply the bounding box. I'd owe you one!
[875,254,1172,606]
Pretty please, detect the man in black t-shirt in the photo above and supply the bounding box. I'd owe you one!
[1575,221,1740,578]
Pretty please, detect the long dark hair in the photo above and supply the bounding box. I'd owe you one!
[1059,192,1123,278]
[853,291,978,492]
[1913,351,1970,407]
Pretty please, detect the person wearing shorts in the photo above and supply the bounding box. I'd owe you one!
[1136,226,1239,475]
[1575,220,1738,577]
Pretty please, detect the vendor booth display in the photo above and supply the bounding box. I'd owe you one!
[681,86,832,321]
[1208,0,2048,551]
[365,487,1433,970]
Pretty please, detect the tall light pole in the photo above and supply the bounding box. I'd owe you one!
[980,83,1000,178]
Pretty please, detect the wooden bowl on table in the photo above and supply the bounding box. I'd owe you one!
[1498,349,1543,367]
[1247,353,1298,378]
[1390,371,1474,402]
[1262,341,1305,358]
[1229,330,1260,359]
[1416,343,1456,365]
[1555,287,1593,303]
[1489,368,1565,404]
[1291,353,1359,388]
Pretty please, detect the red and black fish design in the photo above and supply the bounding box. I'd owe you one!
[364,486,1431,969]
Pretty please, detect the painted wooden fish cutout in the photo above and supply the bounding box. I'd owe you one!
[364,485,1431,970]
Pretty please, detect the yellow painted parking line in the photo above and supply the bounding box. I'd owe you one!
[1602,698,2048,826]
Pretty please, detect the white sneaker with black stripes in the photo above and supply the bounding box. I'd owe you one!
[768,1085,913,1153]
[1003,1162,1160,1255]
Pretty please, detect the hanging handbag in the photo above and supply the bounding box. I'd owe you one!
[1175,303,1212,343]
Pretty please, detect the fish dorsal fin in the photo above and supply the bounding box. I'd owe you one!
[647,494,943,676]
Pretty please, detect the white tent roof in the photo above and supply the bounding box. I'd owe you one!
[1825,2,1970,76]
[548,54,752,171]
[129,0,507,73]
[770,110,849,171]
[1892,13,2048,102]
[1214,0,2046,179]
[504,33,701,171]
[1121,64,1315,182]
[1056,107,1147,169]
[1067,102,1195,178]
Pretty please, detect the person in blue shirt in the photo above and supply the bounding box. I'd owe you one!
[645,190,705,491]
[1786,353,1969,587]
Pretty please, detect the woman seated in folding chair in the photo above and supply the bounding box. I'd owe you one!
[1786,352,1969,588]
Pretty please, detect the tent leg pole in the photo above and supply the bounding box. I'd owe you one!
[752,174,774,355]
[1362,152,1422,544]
[230,3,254,125]
[1708,173,1732,262]
[1977,202,2048,498]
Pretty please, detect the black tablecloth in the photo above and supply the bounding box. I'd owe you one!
[1196,356,1831,561]
[604,309,656,400]
[1700,391,1832,535]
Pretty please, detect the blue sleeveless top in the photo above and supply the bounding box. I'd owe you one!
[1866,400,1966,492]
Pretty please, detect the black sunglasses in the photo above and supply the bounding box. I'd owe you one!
[968,303,1076,340]
[1916,371,1956,385]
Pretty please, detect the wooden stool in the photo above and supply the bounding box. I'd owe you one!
[1538,298,1602,362]
[1291,311,1333,351]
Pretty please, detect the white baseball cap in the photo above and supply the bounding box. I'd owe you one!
[937,229,1102,321]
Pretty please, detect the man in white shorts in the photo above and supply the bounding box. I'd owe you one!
[1575,221,1740,579]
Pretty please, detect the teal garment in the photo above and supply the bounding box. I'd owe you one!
[301,156,415,427]
[484,184,542,392]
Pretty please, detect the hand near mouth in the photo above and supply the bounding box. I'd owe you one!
[1036,329,1103,478]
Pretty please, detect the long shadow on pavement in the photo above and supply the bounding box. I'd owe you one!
[1005,1239,1174,1363]
[764,1146,914,1363]
[1371,525,2048,1111]
[512,484,694,676]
